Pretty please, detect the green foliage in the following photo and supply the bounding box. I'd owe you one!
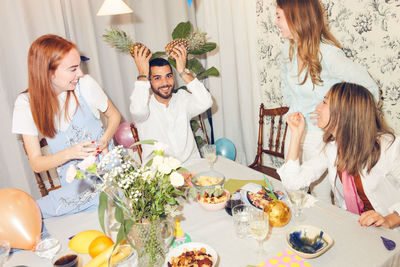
[187,58,205,75]
[189,42,217,55]
[172,22,191,39]
[190,119,200,132]
[98,191,108,233]
[150,51,167,60]
[197,67,220,79]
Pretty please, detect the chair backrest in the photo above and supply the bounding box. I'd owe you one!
[130,122,142,162]
[249,104,289,180]
[23,137,61,197]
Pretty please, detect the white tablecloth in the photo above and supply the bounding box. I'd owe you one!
[6,156,400,267]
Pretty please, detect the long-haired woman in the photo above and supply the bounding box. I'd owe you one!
[12,34,121,218]
[275,0,379,202]
[278,83,400,229]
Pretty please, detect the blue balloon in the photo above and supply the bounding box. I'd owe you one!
[215,138,236,160]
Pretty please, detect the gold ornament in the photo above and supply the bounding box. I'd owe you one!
[165,39,189,57]
[264,200,291,227]
[129,42,151,59]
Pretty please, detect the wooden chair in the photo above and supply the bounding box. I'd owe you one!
[249,104,289,180]
[130,122,142,162]
[23,137,61,197]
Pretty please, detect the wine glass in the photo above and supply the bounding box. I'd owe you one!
[286,185,309,217]
[0,240,10,266]
[201,144,217,170]
[248,207,269,255]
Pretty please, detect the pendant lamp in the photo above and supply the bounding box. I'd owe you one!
[97,0,133,16]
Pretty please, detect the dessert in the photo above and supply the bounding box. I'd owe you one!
[167,247,213,267]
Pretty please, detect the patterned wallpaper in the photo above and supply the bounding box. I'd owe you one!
[256,0,400,167]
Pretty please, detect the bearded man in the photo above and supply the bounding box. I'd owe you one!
[129,45,212,164]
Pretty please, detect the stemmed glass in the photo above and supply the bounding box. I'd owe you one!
[286,185,309,218]
[201,144,217,170]
[248,207,269,255]
[0,240,10,267]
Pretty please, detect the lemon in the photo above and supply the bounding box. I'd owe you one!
[68,230,105,254]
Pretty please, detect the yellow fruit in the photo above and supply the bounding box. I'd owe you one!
[68,230,105,254]
[89,236,114,258]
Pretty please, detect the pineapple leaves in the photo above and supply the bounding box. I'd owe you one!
[196,67,220,79]
[189,42,217,55]
[172,21,192,39]
[102,26,133,53]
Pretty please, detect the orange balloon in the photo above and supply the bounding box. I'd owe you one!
[0,188,42,250]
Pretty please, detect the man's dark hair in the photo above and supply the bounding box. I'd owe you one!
[149,58,173,77]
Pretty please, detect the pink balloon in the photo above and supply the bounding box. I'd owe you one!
[0,188,42,250]
[115,122,135,148]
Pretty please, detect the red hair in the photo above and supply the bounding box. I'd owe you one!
[27,34,79,138]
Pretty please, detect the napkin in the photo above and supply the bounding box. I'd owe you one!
[224,179,266,194]
[257,249,311,267]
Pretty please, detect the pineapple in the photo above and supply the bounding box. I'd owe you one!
[102,26,151,58]
[129,42,151,58]
[165,38,189,57]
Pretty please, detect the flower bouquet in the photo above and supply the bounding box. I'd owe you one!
[67,141,191,266]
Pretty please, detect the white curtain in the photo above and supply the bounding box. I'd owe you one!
[195,0,260,165]
[0,0,259,198]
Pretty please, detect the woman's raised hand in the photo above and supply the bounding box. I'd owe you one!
[69,141,97,159]
[286,112,306,136]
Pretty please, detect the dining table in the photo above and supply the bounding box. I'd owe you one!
[5,156,400,267]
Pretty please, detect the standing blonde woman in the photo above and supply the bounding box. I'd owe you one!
[275,0,379,203]
[12,35,121,218]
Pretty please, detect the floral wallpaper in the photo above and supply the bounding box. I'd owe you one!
[256,0,400,167]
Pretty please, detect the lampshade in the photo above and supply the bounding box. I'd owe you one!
[97,0,133,16]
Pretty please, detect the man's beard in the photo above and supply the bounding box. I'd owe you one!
[152,85,173,99]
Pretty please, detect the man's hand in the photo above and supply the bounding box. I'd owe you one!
[133,46,152,79]
[169,45,187,74]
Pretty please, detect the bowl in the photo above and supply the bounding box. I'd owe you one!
[286,225,334,259]
[192,171,225,191]
[164,242,218,267]
[198,190,230,211]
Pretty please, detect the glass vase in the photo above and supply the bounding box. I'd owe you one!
[128,219,174,267]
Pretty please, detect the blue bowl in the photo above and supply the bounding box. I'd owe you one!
[286,225,334,258]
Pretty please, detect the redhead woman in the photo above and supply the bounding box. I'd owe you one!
[275,0,379,203]
[278,83,400,229]
[12,34,121,218]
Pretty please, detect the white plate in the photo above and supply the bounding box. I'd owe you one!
[164,242,218,267]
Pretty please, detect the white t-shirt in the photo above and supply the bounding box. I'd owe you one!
[12,75,108,136]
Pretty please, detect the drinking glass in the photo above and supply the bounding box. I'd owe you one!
[232,204,251,239]
[35,231,61,260]
[248,207,269,255]
[201,144,217,170]
[286,185,309,217]
[0,240,10,266]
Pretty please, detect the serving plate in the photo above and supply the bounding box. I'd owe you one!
[286,225,334,259]
[164,242,218,267]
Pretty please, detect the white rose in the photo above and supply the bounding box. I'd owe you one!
[154,142,168,152]
[170,172,184,187]
[152,155,164,168]
[158,162,172,175]
[165,157,181,170]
